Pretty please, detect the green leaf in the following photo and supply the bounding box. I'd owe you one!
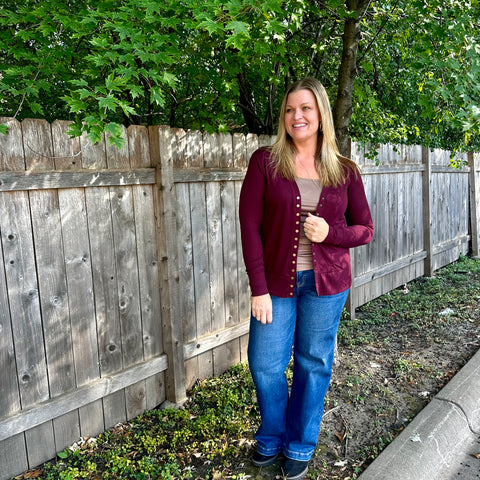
[98,95,117,111]
[162,71,177,87]
[29,102,44,115]
[78,88,93,100]
[150,87,165,107]
[225,21,250,37]
[197,18,222,35]
[65,98,88,113]
[118,100,136,116]
[70,79,89,87]
[105,74,126,91]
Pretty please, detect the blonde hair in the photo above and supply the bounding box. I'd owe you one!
[270,77,357,187]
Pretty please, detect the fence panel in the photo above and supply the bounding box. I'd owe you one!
[350,143,426,312]
[429,149,470,271]
[169,128,259,389]
[0,119,167,480]
[470,153,480,257]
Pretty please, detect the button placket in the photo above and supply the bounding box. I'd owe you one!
[290,194,301,296]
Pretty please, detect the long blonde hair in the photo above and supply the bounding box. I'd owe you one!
[270,77,357,187]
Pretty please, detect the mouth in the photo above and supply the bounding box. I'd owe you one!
[293,123,307,129]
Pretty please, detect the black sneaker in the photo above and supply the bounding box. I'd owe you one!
[282,458,309,480]
[251,450,281,467]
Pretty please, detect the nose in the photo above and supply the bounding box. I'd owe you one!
[294,109,303,119]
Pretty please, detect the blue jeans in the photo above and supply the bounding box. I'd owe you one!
[248,270,348,461]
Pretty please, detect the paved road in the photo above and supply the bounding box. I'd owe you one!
[437,434,480,480]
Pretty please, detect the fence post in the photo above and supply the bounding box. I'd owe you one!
[149,125,187,405]
[422,146,434,276]
[469,152,480,258]
[345,248,356,320]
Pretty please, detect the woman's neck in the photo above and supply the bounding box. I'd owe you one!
[293,138,317,162]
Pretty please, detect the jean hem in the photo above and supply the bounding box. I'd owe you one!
[283,449,313,462]
[257,447,283,456]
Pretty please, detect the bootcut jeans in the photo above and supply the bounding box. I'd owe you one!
[248,269,349,461]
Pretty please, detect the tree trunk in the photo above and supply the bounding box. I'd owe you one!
[237,72,264,134]
[333,0,370,157]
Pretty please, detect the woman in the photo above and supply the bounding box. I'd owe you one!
[239,77,373,480]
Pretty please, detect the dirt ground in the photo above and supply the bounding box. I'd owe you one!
[316,319,480,478]
[240,264,480,480]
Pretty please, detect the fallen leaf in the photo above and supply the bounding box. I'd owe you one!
[471,452,480,459]
[335,429,345,443]
[410,433,421,443]
[24,471,42,479]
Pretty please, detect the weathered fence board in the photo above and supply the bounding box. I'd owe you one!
[470,153,480,257]
[0,118,477,480]
[349,144,429,312]
[0,119,170,479]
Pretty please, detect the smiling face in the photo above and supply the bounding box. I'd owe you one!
[284,88,321,146]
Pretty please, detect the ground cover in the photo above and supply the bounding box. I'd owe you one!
[13,254,480,480]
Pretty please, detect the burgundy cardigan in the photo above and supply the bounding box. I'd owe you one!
[239,147,374,298]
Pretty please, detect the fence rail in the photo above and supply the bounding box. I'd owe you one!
[0,117,478,479]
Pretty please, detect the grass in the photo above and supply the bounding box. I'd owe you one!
[337,253,480,347]
[30,364,259,480]
[13,254,480,480]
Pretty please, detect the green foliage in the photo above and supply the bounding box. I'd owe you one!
[36,363,259,480]
[1,0,479,151]
[338,254,480,348]
[351,0,480,152]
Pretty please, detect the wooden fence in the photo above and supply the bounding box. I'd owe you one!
[0,117,478,479]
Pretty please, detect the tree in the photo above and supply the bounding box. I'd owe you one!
[332,0,371,155]
[1,0,479,154]
[349,0,480,154]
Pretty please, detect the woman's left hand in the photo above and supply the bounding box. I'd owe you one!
[304,213,329,243]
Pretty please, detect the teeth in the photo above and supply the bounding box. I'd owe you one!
[293,123,307,128]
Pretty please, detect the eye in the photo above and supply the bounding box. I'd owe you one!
[303,106,311,110]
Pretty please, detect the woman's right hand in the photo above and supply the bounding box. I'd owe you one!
[251,294,273,324]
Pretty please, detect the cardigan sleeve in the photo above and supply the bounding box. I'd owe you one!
[238,150,269,296]
[323,170,374,248]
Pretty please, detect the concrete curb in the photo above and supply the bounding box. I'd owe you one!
[358,347,480,480]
